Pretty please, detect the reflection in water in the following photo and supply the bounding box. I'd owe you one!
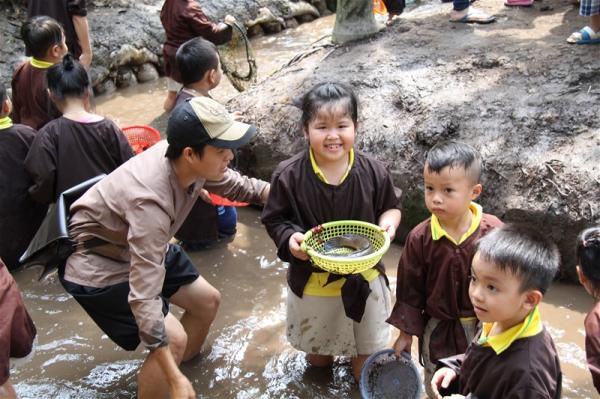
[11,208,598,398]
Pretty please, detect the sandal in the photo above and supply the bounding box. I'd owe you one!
[567,26,600,44]
[450,8,496,23]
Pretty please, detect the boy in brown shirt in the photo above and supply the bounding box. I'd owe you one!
[432,224,562,399]
[387,141,502,397]
[11,16,68,129]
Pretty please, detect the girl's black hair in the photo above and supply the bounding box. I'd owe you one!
[576,227,600,293]
[297,82,358,129]
[21,16,64,59]
[46,54,90,101]
[0,83,6,105]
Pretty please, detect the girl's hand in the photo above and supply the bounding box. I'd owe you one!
[379,221,397,241]
[431,367,458,399]
[289,232,309,261]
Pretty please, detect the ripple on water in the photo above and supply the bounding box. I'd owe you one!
[82,360,141,389]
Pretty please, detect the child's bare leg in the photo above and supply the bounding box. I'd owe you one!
[0,379,18,399]
[138,313,188,399]
[592,14,600,32]
[163,90,177,112]
[307,354,334,367]
[351,354,370,381]
[169,276,221,361]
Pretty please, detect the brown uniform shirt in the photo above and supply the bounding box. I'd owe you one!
[11,61,60,130]
[0,123,47,270]
[0,259,37,385]
[64,140,267,349]
[387,214,503,362]
[439,327,562,398]
[585,300,600,394]
[24,117,134,204]
[261,150,402,322]
[160,0,232,83]
[27,0,88,59]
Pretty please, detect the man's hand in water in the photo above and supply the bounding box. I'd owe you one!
[169,374,196,399]
[289,232,309,261]
[431,367,458,399]
[393,330,413,356]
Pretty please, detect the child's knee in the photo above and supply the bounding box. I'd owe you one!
[206,287,221,315]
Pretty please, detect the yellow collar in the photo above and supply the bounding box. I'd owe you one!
[431,202,482,245]
[309,148,354,184]
[478,306,542,355]
[0,116,13,130]
[30,57,54,69]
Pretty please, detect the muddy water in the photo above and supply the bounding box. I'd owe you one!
[11,10,599,399]
[11,207,599,398]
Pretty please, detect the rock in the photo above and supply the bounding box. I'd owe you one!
[262,20,285,34]
[90,65,110,86]
[247,23,265,37]
[285,17,300,29]
[93,78,116,96]
[116,66,137,88]
[134,63,159,83]
[110,44,159,69]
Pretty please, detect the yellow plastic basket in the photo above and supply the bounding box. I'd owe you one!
[300,220,390,275]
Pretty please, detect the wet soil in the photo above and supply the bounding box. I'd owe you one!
[10,208,598,398]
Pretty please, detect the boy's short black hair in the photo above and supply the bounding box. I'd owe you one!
[425,141,482,183]
[165,143,206,160]
[576,227,600,292]
[21,16,64,59]
[176,37,219,86]
[475,224,560,294]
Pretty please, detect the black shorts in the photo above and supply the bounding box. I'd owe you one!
[60,244,199,351]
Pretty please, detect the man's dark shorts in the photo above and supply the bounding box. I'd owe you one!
[60,244,199,351]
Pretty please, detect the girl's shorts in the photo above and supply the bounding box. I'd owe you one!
[286,275,391,357]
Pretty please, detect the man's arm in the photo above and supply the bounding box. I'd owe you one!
[72,15,92,68]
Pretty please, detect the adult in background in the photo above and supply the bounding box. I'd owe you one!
[26,0,93,68]
[160,0,236,111]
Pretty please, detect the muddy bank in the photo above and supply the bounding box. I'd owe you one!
[0,0,331,94]
[228,0,600,282]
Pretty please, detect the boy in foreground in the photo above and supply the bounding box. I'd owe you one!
[432,224,562,399]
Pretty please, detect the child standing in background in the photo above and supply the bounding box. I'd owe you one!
[12,16,67,129]
[387,141,502,398]
[262,82,401,381]
[25,54,133,204]
[576,227,600,394]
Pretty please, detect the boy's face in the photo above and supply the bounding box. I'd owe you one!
[469,252,538,331]
[303,105,356,166]
[186,144,234,181]
[423,165,481,222]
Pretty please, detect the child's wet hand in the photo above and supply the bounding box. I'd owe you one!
[431,367,457,399]
[224,15,237,25]
[289,232,308,261]
[393,330,412,356]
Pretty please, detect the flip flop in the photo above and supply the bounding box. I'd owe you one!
[450,8,496,24]
[504,0,534,6]
[567,26,600,44]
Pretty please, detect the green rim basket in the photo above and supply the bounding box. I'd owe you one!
[300,220,390,275]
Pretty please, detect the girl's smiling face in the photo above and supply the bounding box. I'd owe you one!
[303,102,356,166]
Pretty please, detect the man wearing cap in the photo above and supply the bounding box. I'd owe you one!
[59,97,269,398]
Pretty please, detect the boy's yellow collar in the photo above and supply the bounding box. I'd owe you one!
[29,57,54,69]
[0,116,13,130]
[309,148,354,184]
[478,306,542,355]
[431,202,482,245]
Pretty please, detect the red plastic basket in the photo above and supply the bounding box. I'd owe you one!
[121,125,162,155]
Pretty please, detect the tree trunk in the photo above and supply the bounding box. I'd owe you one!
[332,0,382,44]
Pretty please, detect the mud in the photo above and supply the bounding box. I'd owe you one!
[10,208,598,398]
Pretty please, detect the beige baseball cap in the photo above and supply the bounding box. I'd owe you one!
[167,96,257,149]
